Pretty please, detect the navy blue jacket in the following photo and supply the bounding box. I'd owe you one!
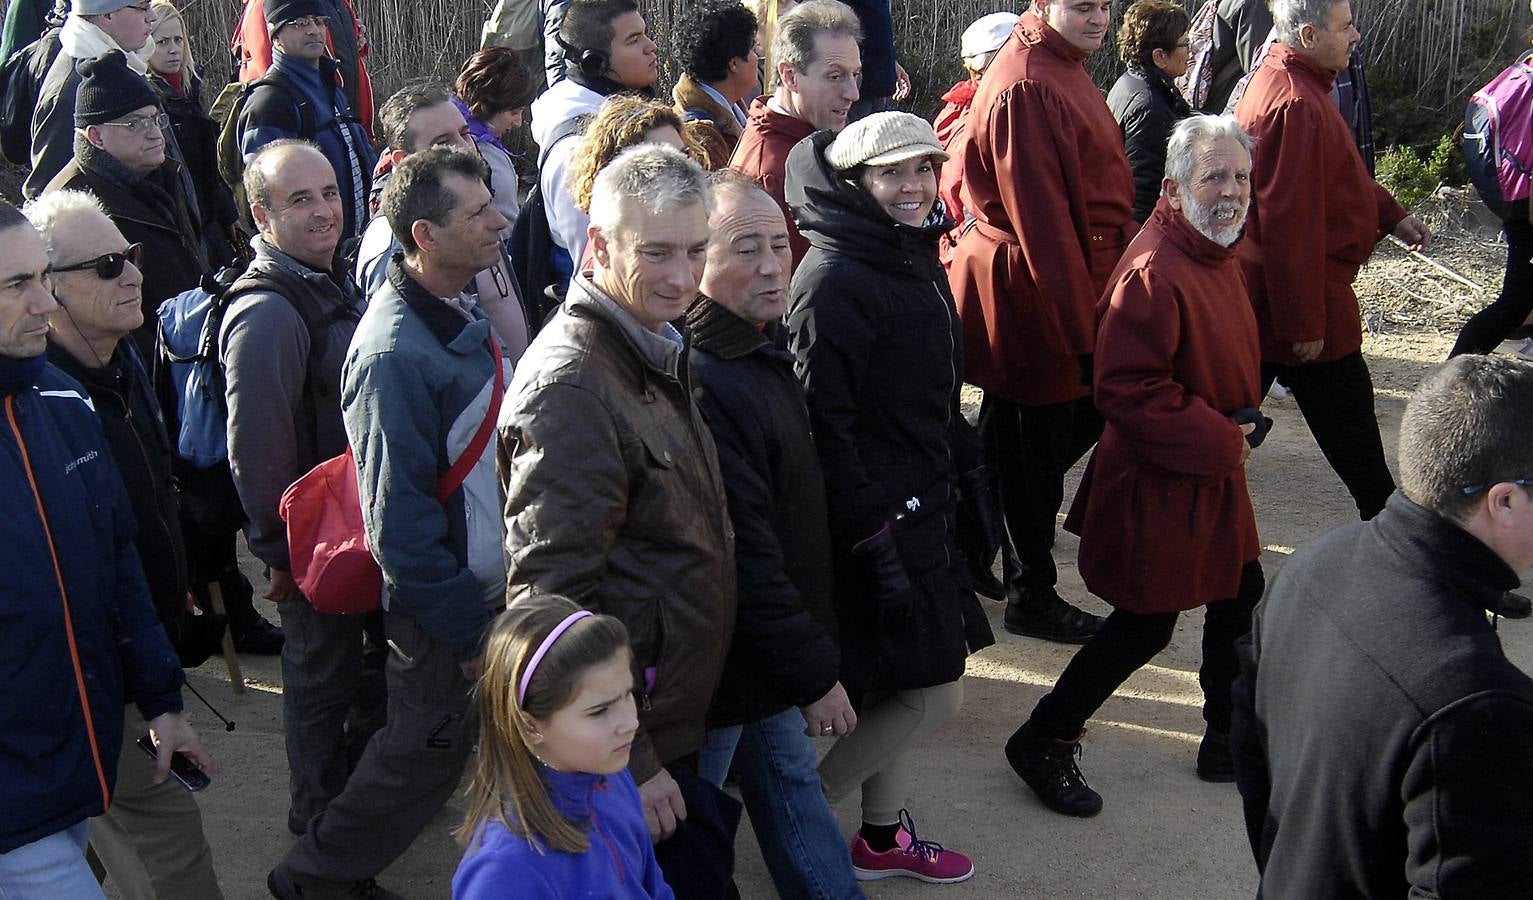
[1,364,184,853]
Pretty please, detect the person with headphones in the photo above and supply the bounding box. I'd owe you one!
[527,0,657,288]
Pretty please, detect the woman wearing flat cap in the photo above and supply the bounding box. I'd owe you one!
[782,110,994,885]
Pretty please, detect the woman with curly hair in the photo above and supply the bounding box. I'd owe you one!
[1108,0,1194,222]
[455,47,538,224]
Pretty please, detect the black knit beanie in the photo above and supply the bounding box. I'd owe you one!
[74,51,160,127]
[265,0,329,34]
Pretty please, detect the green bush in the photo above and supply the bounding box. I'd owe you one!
[1375,134,1457,209]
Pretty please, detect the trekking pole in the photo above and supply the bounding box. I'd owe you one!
[183,679,237,732]
[1386,235,1484,293]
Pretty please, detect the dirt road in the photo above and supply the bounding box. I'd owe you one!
[160,327,1533,899]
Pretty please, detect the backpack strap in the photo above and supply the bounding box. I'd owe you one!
[435,334,503,503]
[249,69,316,139]
[537,113,587,168]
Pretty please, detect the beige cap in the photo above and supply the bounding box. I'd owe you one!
[825,111,949,171]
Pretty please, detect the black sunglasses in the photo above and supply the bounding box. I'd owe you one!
[1462,477,1533,496]
[51,243,144,280]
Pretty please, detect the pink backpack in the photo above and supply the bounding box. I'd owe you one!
[1464,53,1533,219]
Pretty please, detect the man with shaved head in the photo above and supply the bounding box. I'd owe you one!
[221,138,368,840]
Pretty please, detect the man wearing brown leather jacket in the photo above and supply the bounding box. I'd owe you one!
[499,144,737,855]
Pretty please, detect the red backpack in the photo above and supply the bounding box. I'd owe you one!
[279,338,503,614]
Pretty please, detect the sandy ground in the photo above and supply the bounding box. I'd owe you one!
[153,326,1533,900]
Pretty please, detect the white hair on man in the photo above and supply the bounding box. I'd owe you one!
[1271,0,1341,44]
[1165,114,1255,247]
[22,190,109,263]
[588,143,713,239]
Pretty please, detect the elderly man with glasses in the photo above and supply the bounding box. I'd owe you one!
[44,49,209,363]
[30,188,225,900]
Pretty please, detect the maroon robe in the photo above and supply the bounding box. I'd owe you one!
[950,12,1137,406]
[1235,44,1407,366]
[1064,200,1262,613]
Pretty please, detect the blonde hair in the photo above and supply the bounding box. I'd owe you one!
[149,0,198,82]
[568,96,704,212]
[455,596,631,855]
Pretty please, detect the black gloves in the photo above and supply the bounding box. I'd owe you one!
[957,466,1003,567]
[1231,407,1273,448]
[854,524,914,632]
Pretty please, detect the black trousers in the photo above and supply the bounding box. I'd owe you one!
[1029,559,1265,740]
[1451,213,1533,356]
[1260,350,1394,520]
[978,394,1103,601]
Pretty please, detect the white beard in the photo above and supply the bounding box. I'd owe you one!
[1182,192,1247,247]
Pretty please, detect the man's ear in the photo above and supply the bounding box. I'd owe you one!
[250,200,271,233]
[410,218,435,255]
[1297,22,1318,50]
[777,60,797,92]
[1162,176,1182,210]
[83,125,107,151]
[588,225,610,267]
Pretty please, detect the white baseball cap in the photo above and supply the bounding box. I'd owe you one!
[960,12,1020,61]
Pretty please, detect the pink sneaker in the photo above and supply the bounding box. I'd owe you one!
[849,809,975,884]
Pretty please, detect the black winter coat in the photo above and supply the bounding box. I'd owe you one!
[1231,493,1533,897]
[45,340,187,648]
[784,130,993,698]
[46,142,210,362]
[151,69,240,265]
[1108,65,1194,223]
[686,299,840,728]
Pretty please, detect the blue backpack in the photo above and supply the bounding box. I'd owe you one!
[156,264,338,468]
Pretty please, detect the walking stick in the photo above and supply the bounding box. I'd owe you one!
[206,581,245,694]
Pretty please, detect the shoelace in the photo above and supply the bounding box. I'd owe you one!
[897,808,946,861]
[1045,741,1092,793]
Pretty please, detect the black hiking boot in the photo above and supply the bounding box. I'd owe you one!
[1003,589,1103,644]
[1196,729,1236,783]
[1492,590,1532,619]
[1004,720,1103,817]
[268,865,404,900]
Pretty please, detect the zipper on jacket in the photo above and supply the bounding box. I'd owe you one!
[935,280,958,570]
[5,395,112,811]
[120,396,188,604]
[589,779,627,886]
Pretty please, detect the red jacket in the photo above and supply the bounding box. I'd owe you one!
[933,78,976,270]
[234,0,374,138]
[1065,200,1262,613]
[729,95,817,270]
[1235,44,1406,366]
[949,13,1136,406]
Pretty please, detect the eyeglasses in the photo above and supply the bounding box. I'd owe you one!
[285,15,326,28]
[50,244,144,280]
[98,113,169,136]
[1461,478,1533,496]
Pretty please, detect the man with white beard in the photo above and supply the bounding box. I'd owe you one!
[1002,115,1271,818]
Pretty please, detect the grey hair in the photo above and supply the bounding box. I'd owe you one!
[1271,0,1342,44]
[772,0,862,89]
[1399,355,1533,522]
[22,190,109,263]
[588,143,712,237]
[706,168,772,208]
[244,139,330,210]
[1164,114,1254,187]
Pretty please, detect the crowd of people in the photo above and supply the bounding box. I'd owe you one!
[2,0,1532,897]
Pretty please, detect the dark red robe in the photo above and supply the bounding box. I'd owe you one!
[1065,200,1262,613]
[1235,44,1407,366]
[949,12,1137,406]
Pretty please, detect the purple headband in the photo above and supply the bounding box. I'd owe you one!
[517,610,594,707]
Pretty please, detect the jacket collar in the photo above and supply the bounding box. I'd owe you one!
[1373,492,1520,613]
[385,253,490,353]
[673,73,745,136]
[251,234,359,304]
[566,274,682,378]
[1266,42,1337,91]
[271,51,343,103]
[1152,197,1239,264]
[541,766,606,820]
[940,78,977,107]
[1018,11,1090,66]
[744,95,815,142]
[684,296,783,361]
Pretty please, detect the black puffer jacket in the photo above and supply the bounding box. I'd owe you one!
[785,130,993,698]
[1108,65,1194,223]
[686,298,839,728]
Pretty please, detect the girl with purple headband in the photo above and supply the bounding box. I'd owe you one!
[453,595,673,899]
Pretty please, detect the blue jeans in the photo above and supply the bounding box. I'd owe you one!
[0,822,104,900]
[700,708,864,900]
